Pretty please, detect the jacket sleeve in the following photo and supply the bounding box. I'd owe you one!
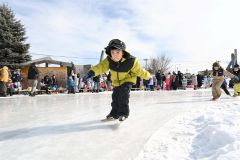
[130,58,151,80]
[224,70,234,78]
[91,58,110,76]
[35,67,39,75]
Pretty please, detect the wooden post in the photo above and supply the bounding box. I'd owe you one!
[234,49,238,65]
[226,49,238,70]
[143,58,148,69]
[99,50,104,63]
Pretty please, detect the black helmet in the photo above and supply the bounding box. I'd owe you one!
[108,39,126,50]
[234,64,239,68]
[105,39,131,58]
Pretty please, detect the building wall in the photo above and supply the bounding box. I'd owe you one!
[21,67,68,89]
[75,64,92,76]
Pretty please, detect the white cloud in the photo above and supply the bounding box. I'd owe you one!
[4,0,240,72]
[128,0,240,59]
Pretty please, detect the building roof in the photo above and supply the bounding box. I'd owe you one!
[19,57,73,67]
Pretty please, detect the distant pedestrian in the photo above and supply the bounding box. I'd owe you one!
[0,66,9,97]
[211,62,237,100]
[67,76,75,94]
[191,74,197,90]
[27,63,39,96]
[12,69,22,90]
[7,79,14,96]
[155,70,163,89]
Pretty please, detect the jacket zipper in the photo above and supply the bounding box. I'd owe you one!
[117,62,120,86]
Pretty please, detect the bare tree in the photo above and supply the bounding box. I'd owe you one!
[147,55,171,74]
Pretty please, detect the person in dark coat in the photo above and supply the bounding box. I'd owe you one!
[155,70,163,89]
[177,71,183,89]
[197,73,203,88]
[51,75,58,90]
[136,77,141,90]
[93,75,100,93]
[27,63,39,96]
[12,69,22,89]
[171,72,179,90]
[43,75,52,94]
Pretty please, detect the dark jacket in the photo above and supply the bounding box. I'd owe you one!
[93,75,100,82]
[162,75,166,81]
[233,70,240,77]
[212,68,224,77]
[12,73,22,82]
[232,70,240,83]
[44,75,52,85]
[27,64,39,80]
[155,72,162,81]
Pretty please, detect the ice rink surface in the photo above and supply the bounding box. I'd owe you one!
[0,90,227,160]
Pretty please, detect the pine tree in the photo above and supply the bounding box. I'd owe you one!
[0,3,31,69]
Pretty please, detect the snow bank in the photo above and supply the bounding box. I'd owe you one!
[136,100,240,160]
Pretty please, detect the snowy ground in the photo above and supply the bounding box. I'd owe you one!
[136,90,240,160]
[0,90,240,160]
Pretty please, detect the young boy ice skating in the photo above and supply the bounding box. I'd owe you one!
[83,39,151,121]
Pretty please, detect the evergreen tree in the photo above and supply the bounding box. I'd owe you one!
[0,3,31,69]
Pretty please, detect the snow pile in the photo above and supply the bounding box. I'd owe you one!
[136,101,240,160]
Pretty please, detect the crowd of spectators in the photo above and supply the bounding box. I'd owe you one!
[0,65,216,97]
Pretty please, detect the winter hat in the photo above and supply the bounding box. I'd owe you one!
[234,64,239,68]
[108,39,126,50]
[212,62,220,68]
[105,39,131,58]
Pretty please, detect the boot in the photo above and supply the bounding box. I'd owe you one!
[119,115,128,121]
[233,94,238,97]
[106,114,118,120]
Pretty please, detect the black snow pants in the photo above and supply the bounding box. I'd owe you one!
[110,82,132,119]
[221,82,231,96]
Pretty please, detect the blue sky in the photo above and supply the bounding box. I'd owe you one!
[2,0,240,72]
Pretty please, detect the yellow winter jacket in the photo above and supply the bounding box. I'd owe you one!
[0,66,9,83]
[91,56,150,87]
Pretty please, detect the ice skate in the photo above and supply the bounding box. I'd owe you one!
[119,116,127,122]
[101,114,117,122]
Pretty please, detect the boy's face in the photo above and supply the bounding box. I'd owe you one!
[214,67,219,70]
[234,67,239,72]
[111,49,123,62]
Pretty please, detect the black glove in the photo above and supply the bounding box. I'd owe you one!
[82,70,95,83]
